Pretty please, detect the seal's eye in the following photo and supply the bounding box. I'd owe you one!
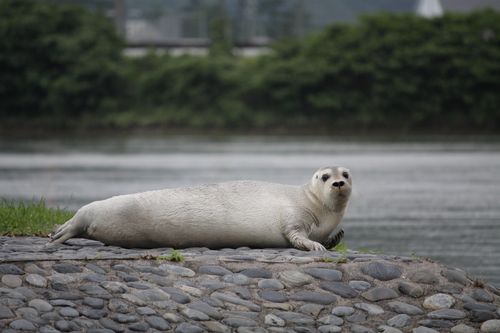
[321,174,330,182]
[342,171,349,179]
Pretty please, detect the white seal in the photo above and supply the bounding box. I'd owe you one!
[50,166,352,251]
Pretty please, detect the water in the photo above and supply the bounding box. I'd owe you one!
[1,135,499,286]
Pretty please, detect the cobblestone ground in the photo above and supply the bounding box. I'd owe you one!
[1,237,499,333]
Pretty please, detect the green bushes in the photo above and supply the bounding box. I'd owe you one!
[0,0,499,132]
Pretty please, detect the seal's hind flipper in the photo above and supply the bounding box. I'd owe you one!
[323,229,344,249]
[48,217,81,245]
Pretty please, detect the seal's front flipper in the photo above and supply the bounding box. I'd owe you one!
[322,229,344,249]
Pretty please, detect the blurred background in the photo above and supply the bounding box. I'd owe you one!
[0,0,499,286]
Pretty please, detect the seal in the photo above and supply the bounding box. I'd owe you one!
[49,166,352,250]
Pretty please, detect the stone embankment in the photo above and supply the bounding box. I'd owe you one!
[0,236,499,333]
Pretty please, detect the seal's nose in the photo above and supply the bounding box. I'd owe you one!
[332,180,345,188]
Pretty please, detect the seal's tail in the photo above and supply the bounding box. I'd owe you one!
[49,215,83,245]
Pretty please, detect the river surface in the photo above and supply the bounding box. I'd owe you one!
[0,135,499,286]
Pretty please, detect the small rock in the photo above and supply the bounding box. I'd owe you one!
[378,325,403,333]
[53,263,82,273]
[86,263,107,274]
[442,269,469,285]
[202,321,231,333]
[0,304,15,319]
[412,327,440,333]
[361,262,402,281]
[0,264,24,275]
[318,325,342,333]
[25,274,47,287]
[350,324,375,333]
[2,274,22,287]
[387,301,424,315]
[290,291,337,305]
[354,302,384,315]
[99,318,124,332]
[9,319,36,331]
[332,306,355,316]
[181,308,210,321]
[239,268,272,278]
[83,297,105,309]
[58,307,79,317]
[418,319,455,328]
[212,291,261,311]
[387,314,411,328]
[28,299,53,312]
[259,290,288,303]
[298,303,324,317]
[303,268,342,281]
[423,293,456,310]
[55,319,79,332]
[188,301,223,320]
[349,280,371,291]
[361,287,399,301]
[145,315,170,330]
[111,313,139,323]
[222,316,258,327]
[451,323,477,333]
[136,306,155,315]
[470,289,494,303]
[480,320,500,333]
[274,311,314,325]
[159,264,196,277]
[108,298,130,313]
[278,270,313,288]
[198,265,232,276]
[464,302,497,312]
[398,281,424,298]
[346,311,367,323]
[175,322,204,333]
[258,279,284,290]
[223,274,250,285]
[128,322,149,331]
[318,315,343,326]
[162,287,191,304]
[320,282,358,298]
[265,314,285,327]
[470,310,497,323]
[409,270,439,284]
[427,309,466,320]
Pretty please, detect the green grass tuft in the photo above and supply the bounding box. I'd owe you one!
[157,250,185,262]
[333,241,348,254]
[0,199,73,236]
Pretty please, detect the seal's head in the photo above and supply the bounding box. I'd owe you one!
[311,166,352,211]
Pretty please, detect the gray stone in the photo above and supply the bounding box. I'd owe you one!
[222,317,258,327]
[99,317,125,332]
[318,315,344,326]
[15,286,38,300]
[28,299,53,312]
[80,307,107,319]
[146,315,171,330]
[361,287,399,301]
[290,291,337,305]
[409,270,439,284]
[86,263,107,274]
[55,320,79,332]
[159,264,196,277]
[350,324,375,333]
[53,263,82,273]
[128,322,149,331]
[378,325,404,333]
[423,293,455,310]
[212,291,261,311]
[361,262,402,281]
[471,289,494,303]
[412,327,440,333]
[274,311,315,325]
[39,326,62,333]
[108,298,130,313]
[50,299,76,307]
[137,306,156,315]
[112,264,133,272]
[387,301,424,315]
[470,310,497,323]
[298,303,323,317]
[25,273,47,287]
[464,302,497,312]
[442,269,469,285]
[162,287,191,304]
[387,314,411,328]
[2,274,22,287]
[181,307,210,321]
[223,274,250,285]
[398,281,424,298]
[125,288,171,303]
[25,263,48,276]
[303,268,342,281]
[202,321,231,333]
[0,264,24,275]
[346,311,368,323]
[278,270,313,288]
[239,268,272,278]
[330,306,353,317]
[188,301,223,320]
[117,271,139,282]
[83,297,105,309]
[79,284,111,298]
[0,304,15,319]
[58,307,79,317]
[428,309,466,320]
[258,279,284,290]
[354,302,384,315]
[127,282,151,289]
[175,322,204,333]
[320,282,358,298]
[101,281,128,294]
[437,284,463,294]
[481,320,500,333]
[418,319,455,328]
[111,313,139,323]
[259,290,288,303]
[199,265,232,276]
[451,324,477,333]
[318,325,342,333]
[265,314,285,327]
[9,319,36,331]
[349,280,371,291]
